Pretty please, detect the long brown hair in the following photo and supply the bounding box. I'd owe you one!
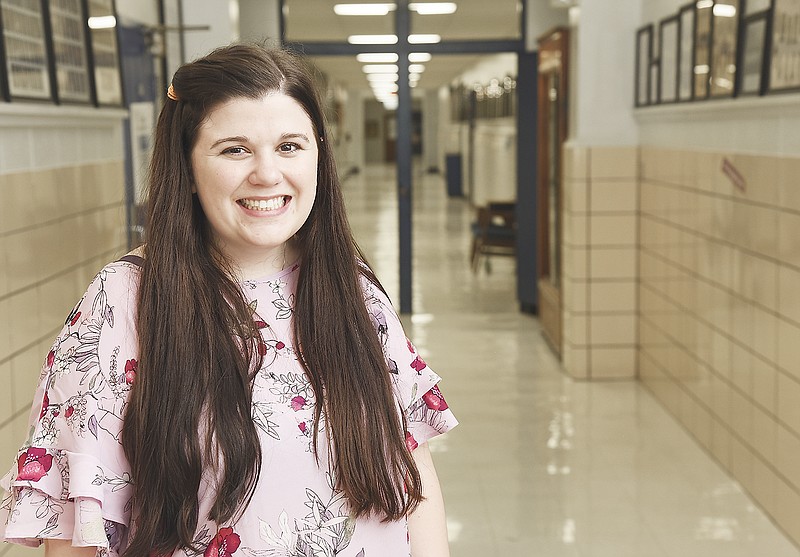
[121,44,422,557]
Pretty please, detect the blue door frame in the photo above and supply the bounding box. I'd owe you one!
[281,0,537,314]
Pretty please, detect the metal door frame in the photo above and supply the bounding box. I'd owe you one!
[281,0,528,313]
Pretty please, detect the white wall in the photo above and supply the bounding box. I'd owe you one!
[422,89,441,172]
[471,119,517,205]
[571,0,641,146]
[640,0,692,25]
[526,2,570,51]
[181,0,239,61]
[364,100,386,164]
[239,0,280,44]
[342,90,367,174]
[456,53,517,87]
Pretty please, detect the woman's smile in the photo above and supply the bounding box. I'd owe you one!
[190,92,318,278]
[237,195,290,212]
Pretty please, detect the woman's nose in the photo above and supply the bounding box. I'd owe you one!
[248,153,282,186]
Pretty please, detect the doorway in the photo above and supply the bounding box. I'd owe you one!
[280,0,526,312]
[536,27,569,356]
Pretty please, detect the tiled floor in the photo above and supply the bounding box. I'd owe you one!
[344,164,800,557]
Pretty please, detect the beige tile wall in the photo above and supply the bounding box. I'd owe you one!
[562,144,639,379]
[0,161,126,557]
[639,147,800,546]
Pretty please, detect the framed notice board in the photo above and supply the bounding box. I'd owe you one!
[0,0,53,101]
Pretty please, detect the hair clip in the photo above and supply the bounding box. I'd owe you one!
[167,83,179,101]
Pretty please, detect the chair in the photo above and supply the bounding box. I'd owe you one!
[470,202,516,272]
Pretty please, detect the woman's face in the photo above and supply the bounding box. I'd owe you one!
[191,92,318,277]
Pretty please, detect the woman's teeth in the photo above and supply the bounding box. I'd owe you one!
[239,197,287,211]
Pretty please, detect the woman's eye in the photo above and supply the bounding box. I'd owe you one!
[222,146,248,155]
[279,143,299,153]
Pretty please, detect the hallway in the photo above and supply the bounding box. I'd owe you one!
[344,164,800,557]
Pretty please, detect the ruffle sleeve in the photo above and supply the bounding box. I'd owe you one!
[0,261,139,554]
[362,280,458,451]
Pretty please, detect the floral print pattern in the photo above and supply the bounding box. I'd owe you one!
[205,527,241,557]
[0,260,457,557]
[16,448,53,482]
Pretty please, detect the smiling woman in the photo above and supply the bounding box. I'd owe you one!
[191,93,319,278]
[0,43,457,557]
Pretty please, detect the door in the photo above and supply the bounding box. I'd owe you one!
[536,28,569,357]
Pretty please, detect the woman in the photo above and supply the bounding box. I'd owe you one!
[0,44,456,557]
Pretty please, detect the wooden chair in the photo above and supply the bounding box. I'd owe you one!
[470,202,516,272]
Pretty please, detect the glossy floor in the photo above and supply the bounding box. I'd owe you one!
[344,164,800,557]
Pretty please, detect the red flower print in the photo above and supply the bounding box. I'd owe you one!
[422,385,449,411]
[276,341,286,350]
[204,527,240,557]
[298,421,307,433]
[258,341,268,356]
[47,350,55,370]
[406,339,414,353]
[17,447,53,482]
[410,355,427,373]
[39,391,50,419]
[405,431,418,452]
[291,396,306,411]
[125,359,137,384]
[65,406,74,418]
[70,311,82,326]
[255,320,267,329]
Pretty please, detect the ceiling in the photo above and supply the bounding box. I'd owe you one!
[282,0,524,93]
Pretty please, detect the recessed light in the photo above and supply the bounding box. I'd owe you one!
[712,4,736,16]
[88,15,116,29]
[409,2,457,15]
[408,34,441,44]
[348,34,399,44]
[362,64,400,73]
[367,73,399,82]
[409,52,432,63]
[357,53,399,63]
[334,3,396,16]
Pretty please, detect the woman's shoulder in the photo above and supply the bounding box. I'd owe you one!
[67,250,144,330]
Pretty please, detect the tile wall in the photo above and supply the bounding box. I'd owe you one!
[0,107,127,557]
[638,147,800,546]
[562,144,639,379]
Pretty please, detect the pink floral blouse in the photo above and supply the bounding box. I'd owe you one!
[0,259,457,557]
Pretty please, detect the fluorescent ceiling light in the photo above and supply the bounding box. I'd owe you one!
[349,34,398,44]
[88,15,116,29]
[712,4,736,16]
[335,2,456,16]
[409,64,425,73]
[409,2,457,15]
[357,53,399,63]
[695,0,713,8]
[409,52,432,62]
[409,34,441,44]
[367,73,399,81]
[373,83,399,91]
[334,3,395,15]
[362,64,400,73]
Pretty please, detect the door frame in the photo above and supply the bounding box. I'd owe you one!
[280,0,529,313]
